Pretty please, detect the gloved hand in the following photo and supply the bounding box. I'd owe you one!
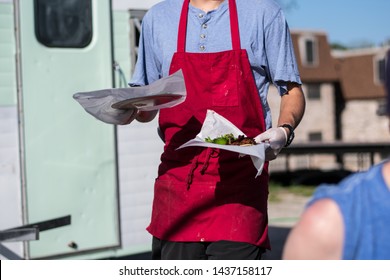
[254,127,287,161]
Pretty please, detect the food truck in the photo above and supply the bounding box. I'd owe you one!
[0,0,163,260]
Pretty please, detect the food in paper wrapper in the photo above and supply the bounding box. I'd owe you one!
[177,110,266,177]
[205,133,257,146]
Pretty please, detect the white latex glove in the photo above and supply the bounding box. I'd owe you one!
[254,127,287,161]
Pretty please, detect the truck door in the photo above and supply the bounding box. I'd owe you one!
[17,0,120,258]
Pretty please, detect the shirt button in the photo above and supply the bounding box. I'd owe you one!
[202,23,207,29]
[199,45,206,51]
[198,13,204,18]
[200,34,206,39]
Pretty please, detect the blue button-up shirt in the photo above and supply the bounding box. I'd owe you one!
[130,0,301,128]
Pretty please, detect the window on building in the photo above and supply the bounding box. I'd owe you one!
[34,0,93,48]
[309,132,322,142]
[305,40,315,64]
[376,57,386,84]
[306,83,321,100]
[299,36,318,66]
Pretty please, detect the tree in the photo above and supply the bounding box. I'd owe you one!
[330,43,348,50]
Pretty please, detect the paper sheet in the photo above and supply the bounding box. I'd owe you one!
[73,70,186,125]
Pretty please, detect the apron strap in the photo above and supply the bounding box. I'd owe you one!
[228,0,241,50]
[177,0,189,52]
[177,0,241,52]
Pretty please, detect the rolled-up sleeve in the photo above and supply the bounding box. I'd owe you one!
[264,10,301,95]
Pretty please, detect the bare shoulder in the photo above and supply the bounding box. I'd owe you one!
[282,198,344,260]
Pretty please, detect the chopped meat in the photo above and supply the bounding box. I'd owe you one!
[230,135,257,146]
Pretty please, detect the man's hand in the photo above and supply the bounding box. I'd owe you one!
[254,127,287,161]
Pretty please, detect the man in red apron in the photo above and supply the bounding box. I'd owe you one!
[132,0,305,260]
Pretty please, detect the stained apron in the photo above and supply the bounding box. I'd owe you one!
[147,0,270,248]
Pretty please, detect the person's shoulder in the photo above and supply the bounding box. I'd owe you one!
[283,198,344,259]
[239,0,281,9]
[303,199,342,228]
[238,0,281,13]
[237,0,283,26]
[144,0,181,20]
[290,198,342,241]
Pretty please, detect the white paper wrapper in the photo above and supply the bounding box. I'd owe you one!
[73,70,186,125]
[177,110,268,177]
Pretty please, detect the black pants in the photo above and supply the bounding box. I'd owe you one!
[152,237,265,260]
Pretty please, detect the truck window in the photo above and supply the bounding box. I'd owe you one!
[34,0,92,48]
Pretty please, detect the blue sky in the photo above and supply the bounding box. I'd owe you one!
[281,0,390,47]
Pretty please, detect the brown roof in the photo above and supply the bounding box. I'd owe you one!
[291,31,339,82]
[291,30,388,100]
[334,51,387,100]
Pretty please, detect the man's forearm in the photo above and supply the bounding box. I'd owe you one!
[277,83,306,129]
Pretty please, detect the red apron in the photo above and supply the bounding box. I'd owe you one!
[147,0,270,248]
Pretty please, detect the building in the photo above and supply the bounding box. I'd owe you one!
[268,30,390,175]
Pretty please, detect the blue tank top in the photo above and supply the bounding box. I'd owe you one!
[308,161,390,260]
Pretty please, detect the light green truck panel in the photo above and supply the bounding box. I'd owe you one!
[0,3,17,106]
[18,1,120,258]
